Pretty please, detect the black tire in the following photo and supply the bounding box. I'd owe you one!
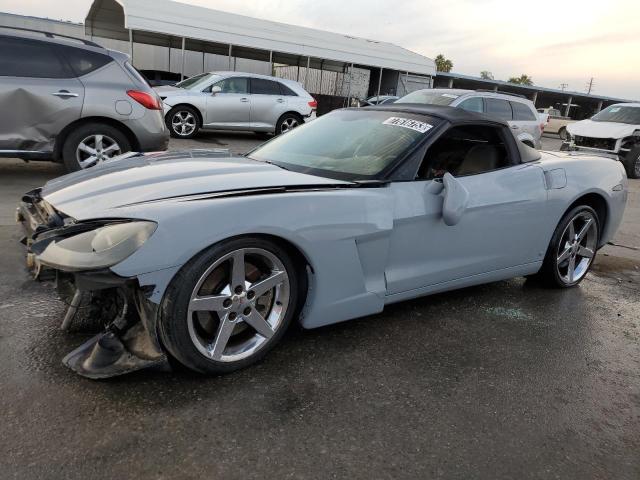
[623,146,640,179]
[61,123,131,172]
[536,205,600,288]
[158,237,304,375]
[166,105,200,139]
[275,112,303,135]
[558,127,567,141]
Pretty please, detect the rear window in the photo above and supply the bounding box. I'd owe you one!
[485,98,513,121]
[396,90,460,106]
[510,101,537,121]
[0,36,70,78]
[59,46,112,77]
[251,78,281,95]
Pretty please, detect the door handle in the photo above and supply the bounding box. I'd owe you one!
[510,124,519,130]
[277,98,284,103]
[240,98,249,103]
[52,90,79,98]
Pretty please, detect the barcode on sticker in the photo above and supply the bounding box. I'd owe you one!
[383,117,432,133]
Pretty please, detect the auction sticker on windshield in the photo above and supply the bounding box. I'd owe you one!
[383,117,433,133]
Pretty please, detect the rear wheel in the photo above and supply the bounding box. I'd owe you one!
[558,127,567,141]
[159,238,302,374]
[276,113,302,135]
[536,205,599,288]
[62,123,130,172]
[167,105,200,139]
[624,146,640,179]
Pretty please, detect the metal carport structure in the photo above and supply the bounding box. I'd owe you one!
[84,0,435,102]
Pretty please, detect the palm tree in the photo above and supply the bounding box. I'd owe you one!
[508,74,534,86]
[435,54,453,73]
[480,71,494,80]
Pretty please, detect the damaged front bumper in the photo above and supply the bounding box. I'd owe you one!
[17,191,169,379]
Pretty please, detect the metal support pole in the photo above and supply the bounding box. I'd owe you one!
[228,44,232,70]
[564,96,573,117]
[447,78,454,88]
[202,51,205,73]
[269,50,273,75]
[304,56,310,89]
[128,29,133,62]
[319,60,324,94]
[596,100,603,113]
[180,37,185,81]
[376,67,383,100]
[405,71,409,95]
[493,85,498,92]
[531,91,538,106]
[346,63,353,106]
[297,64,300,81]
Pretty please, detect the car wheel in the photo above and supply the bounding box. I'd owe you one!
[158,238,302,374]
[558,127,567,141]
[167,106,200,139]
[536,205,600,288]
[62,123,131,172]
[624,146,640,179]
[276,113,302,135]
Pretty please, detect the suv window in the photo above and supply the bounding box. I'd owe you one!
[279,82,297,96]
[485,98,513,121]
[59,46,112,77]
[457,97,484,113]
[417,125,511,179]
[213,77,249,94]
[0,36,70,78]
[251,78,282,95]
[510,101,537,121]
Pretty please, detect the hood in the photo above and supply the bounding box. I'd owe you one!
[42,151,350,220]
[567,119,639,139]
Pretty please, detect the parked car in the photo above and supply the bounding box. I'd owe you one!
[362,95,399,106]
[396,89,544,148]
[0,27,168,171]
[564,103,640,179]
[18,105,627,379]
[139,69,183,87]
[537,107,575,140]
[156,72,317,138]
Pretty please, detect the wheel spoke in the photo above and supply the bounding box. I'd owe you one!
[102,143,120,155]
[78,143,97,155]
[557,245,572,263]
[230,250,246,289]
[567,255,576,282]
[249,270,285,298]
[576,218,593,242]
[577,245,594,258]
[242,307,274,339]
[567,220,575,241]
[209,315,235,360]
[94,134,103,151]
[190,294,230,312]
[79,156,98,168]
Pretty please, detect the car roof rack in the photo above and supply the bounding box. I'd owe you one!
[475,89,527,99]
[0,25,103,48]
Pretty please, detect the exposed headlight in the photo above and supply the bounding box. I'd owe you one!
[38,221,157,271]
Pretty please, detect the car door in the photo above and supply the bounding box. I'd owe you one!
[0,36,84,155]
[249,78,288,130]
[384,123,549,295]
[203,77,251,128]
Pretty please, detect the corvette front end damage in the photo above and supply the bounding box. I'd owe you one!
[17,192,169,379]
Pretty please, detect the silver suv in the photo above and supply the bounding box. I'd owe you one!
[0,27,168,171]
[156,72,317,138]
[397,89,543,148]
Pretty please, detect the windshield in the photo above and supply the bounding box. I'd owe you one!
[591,105,640,124]
[396,90,460,106]
[247,110,439,181]
[174,72,221,89]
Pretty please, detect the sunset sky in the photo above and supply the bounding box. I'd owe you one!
[2,0,638,99]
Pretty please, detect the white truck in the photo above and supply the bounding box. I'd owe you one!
[537,107,575,140]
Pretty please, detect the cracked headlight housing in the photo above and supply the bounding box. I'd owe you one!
[38,221,157,271]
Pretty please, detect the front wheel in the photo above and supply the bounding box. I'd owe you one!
[558,127,567,141]
[624,146,640,179]
[536,205,600,288]
[159,238,302,374]
[166,106,200,139]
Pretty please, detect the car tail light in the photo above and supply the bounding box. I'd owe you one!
[127,90,162,110]
[308,100,317,109]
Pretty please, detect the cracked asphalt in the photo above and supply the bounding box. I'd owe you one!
[1,133,639,479]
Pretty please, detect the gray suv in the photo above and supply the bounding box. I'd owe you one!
[397,89,543,148]
[0,27,168,171]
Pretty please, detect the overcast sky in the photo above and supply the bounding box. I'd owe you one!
[2,0,638,99]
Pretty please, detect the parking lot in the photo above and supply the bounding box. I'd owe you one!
[1,133,639,479]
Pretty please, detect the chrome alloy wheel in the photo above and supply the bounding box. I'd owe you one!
[172,111,197,136]
[555,210,598,284]
[75,134,121,169]
[280,117,299,134]
[187,248,290,362]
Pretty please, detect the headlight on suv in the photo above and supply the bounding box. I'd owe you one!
[38,221,157,271]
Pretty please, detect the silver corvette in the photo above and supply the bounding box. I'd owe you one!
[18,105,628,378]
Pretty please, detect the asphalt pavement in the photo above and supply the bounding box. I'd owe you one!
[0,132,638,480]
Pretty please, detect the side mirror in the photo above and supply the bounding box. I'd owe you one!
[211,86,222,95]
[426,172,469,226]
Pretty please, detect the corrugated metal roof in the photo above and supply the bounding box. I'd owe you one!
[85,0,435,75]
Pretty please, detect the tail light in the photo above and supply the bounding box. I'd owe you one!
[308,100,317,109]
[127,90,162,110]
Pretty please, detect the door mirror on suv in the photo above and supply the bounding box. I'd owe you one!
[426,172,470,226]
[211,85,222,95]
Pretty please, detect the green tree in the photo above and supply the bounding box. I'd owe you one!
[435,54,453,73]
[507,74,534,86]
[480,71,494,80]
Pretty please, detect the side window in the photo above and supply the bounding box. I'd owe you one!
[485,98,513,121]
[59,46,112,77]
[251,78,282,95]
[279,82,297,96]
[510,101,537,121]
[457,97,484,113]
[0,37,70,78]
[416,125,512,179]
[213,77,248,94]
